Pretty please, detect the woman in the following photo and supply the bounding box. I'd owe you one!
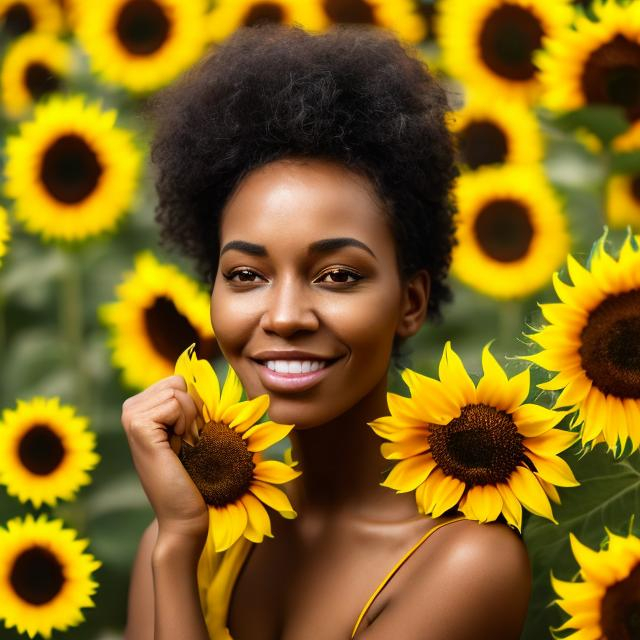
[121,23,531,640]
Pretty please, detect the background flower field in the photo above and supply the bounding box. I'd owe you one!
[0,0,639,638]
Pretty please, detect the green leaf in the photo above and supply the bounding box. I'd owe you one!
[552,105,630,146]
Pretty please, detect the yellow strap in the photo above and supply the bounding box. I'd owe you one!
[350,515,467,638]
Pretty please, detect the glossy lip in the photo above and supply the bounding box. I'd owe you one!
[251,352,344,393]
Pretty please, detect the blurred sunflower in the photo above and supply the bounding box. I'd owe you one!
[526,231,640,455]
[319,0,427,43]
[0,206,9,267]
[207,0,327,43]
[451,164,569,299]
[75,0,208,93]
[551,528,640,640]
[0,0,63,38]
[437,0,574,103]
[100,251,219,390]
[370,341,578,531]
[449,95,543,170]
[537,0,640,123]
[0,397,100,508]
[175,344,301,552]
[4,94,141,242]
[1,32,73,119]
[0,513,101,639]
[606,172,640,230]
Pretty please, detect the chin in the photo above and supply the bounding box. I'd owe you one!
[264,398,340,430]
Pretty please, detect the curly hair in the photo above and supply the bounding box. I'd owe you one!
[146,23,458,321]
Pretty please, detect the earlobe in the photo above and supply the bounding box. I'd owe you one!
[396,270,430,338]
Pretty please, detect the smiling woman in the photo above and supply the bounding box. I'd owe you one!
[121,23,531,640]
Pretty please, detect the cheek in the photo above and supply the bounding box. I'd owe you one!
[209,285,254,362]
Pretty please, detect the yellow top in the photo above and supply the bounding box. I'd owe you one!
[196,515,467,639]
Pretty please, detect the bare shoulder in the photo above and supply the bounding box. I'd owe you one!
[359,518,532,640]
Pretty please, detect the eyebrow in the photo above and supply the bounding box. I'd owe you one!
[220,237,376,258]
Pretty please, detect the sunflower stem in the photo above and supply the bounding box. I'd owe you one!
[60,246,89,411]
[498,299,522,354]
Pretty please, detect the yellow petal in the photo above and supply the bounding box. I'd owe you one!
[253,460,301,485]
[368,417,426,442]
[192,358,221,422]
[380,434,429,460]
[249,480,296,517]
[496,483,522,531]
[244,421,294,452]
[224,395,270,432]
[525,429,579,456]
[431,475,465,518]
[476,343,510,409]
[527,451,579,487]
[401,369,462,423]
[210,502,247,552]
[380,454,437,493]
[512,403,568,437]
[387,391,427,425]
[240,492,272,542]
[219,366,243,416]
[438,341,477,407]
[569,533,617,586]
[507,466,556,523]
[464,485,502,523]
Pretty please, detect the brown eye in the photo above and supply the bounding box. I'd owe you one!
[317,269,362,284]
[224,269,263,282]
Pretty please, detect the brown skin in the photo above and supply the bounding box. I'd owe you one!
[123,158,531,640]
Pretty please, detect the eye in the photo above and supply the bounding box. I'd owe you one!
[315,268,363,284]
[223,268,265,283]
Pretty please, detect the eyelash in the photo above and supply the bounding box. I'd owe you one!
[222,267,363,285]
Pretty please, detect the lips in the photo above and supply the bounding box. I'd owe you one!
[251,355,343,393]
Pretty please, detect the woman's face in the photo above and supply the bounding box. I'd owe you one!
[211,158,427,429]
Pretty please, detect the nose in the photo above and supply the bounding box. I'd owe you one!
[259,276,320,337]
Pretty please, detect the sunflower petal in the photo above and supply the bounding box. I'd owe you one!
[249,480,296,518]
[527,451,579,487]
[476,343,510,409]
[244,421,294,451]
[380,454,436,493]
[219,366,243,417]
[496,483,522,531]
[192,358,221,423]
[253,460,301,485]
[507,466,556,523]
[380,434,429,460]
[438,341,477,407]
[240,492,272,542]
[224,395,270,432]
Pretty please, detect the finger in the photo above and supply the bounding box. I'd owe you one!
[129,386,197,426]
[129,376,188,407]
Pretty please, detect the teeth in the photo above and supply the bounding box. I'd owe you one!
[265,360,327,373]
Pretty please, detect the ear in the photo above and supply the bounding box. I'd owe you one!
[396,270,430,339]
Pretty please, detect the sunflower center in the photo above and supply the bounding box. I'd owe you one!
[323,0,375,25]
[143,295,219,364]
[116,0,171,56]
[243,2,285,26]
[601,562,640,640]
[25,63,61,101]
[630,175,640,205]
[40,134,103,205]
[478,4,543,81]
[18,424,65,475]
[473,198,534,262]
[580,289,640,399]
[179,421,255,507]
[427,404,525,486]
[3,3,33,37]
[10,546,64,605]
[582,35,640,122]
[458,120,508,169]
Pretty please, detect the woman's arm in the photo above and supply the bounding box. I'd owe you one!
[358,521,531,640]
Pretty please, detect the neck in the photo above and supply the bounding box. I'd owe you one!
[286,375,421,524]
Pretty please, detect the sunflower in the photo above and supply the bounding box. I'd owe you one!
[551,527,640,640]
[537,0,640,124]
[606,172,640,230]
[174,343,301,552]
[319,0,427,43]
[451,164,570,299]
[369,341,579,531]
[449,94,544,170]
[1,32,74,119]
[4,94,141,242]
[0,513,101,639]
[437,0,574,103]
[206,0,328,43]
[526,230,640,455]
[0,206,9,267]
[74,0,208,93]
[0,0,63,38]
[100,251,218,390]
[0,397,100,508]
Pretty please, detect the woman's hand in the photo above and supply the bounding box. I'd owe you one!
[121,375,209,542]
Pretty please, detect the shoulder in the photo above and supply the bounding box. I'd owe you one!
[362,519,531,640]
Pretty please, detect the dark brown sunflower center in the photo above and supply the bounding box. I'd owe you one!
[601,562,640,640]
[116,0,171,56]
[458,120,508,169]
[323,0,375,25]
[478,4,543,81]
[25,63,61,101]
[582,35,640,122]
[143,295,220,364]
[473,198,534,262]
[10,545,64,605]
[18,424,65,475]
[243,2,285,26]
[427,404,525,486]
[3,3,33,37]
[579,289,640,399]
[179,421,255,507]
[40,134,103,205]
